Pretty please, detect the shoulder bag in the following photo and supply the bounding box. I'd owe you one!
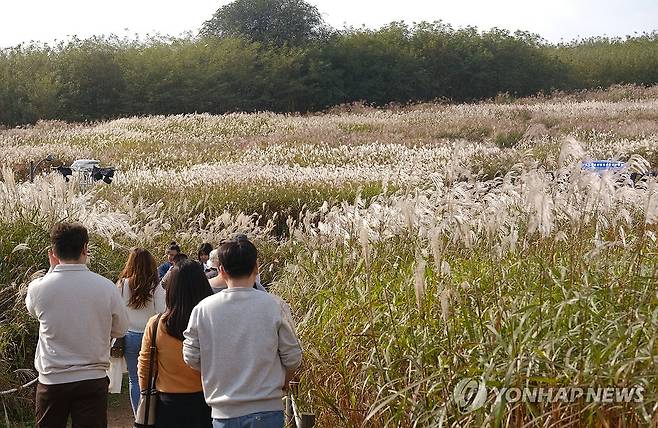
[134,313,162,428]
[110,281,127,358]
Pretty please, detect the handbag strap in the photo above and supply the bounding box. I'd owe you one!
[143,313,162,425]
[146,313,162,389]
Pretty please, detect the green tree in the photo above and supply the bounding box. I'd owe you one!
[323,23,424,105]
[0,44,57,126]
[55,37,127,121]
[200,0,326,46]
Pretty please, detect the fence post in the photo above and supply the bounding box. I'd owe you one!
[286,381,316,428]
[284,394,294,427]
[29,161,34,183]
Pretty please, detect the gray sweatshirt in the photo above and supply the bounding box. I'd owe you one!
[25,264,129,384]
[183,287,302,419]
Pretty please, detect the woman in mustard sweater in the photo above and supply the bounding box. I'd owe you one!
[138,259,213,428]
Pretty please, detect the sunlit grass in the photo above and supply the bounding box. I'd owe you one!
[1,88,658,426]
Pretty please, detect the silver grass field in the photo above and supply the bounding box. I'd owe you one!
[1,85,657,427]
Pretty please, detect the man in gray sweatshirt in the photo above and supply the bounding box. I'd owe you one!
[183,237,302,428]
[25,223,129,428]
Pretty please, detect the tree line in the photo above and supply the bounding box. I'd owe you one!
[1,16,657,126]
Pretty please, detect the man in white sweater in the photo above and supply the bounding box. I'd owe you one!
[25,223,129,428]
[183,237,302,428]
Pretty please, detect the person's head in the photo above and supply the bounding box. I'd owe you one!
[207,248,220,269]
[172,253,188,265]
[165,241,180,264]
[50,222,89,263]
[163,259,213,340]
[197,243,213,264]
[119,248,158,309]
[218,236,258,286]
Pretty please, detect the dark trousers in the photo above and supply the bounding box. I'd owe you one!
[35,377,109,428]
[156,391,212,428]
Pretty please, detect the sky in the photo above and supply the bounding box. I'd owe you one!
[1,0,657,48]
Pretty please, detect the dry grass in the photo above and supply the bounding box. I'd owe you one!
[2,85,658,426]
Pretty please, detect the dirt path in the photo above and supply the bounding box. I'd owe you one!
[107,376,135,428]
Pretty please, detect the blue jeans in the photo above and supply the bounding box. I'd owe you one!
[124,330,143,415]
[212,411,284,428]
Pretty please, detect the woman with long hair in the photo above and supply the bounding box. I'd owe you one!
[138,259,213,428]
[117,247,166,415]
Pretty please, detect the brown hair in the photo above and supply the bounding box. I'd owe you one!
[118,248,159,309]
[50,222,89,261]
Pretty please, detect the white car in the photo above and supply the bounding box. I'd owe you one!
[70,159,101,172]
[55,159,115,185]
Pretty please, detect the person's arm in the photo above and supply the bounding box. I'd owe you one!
[182,306,202,371]
[278,300,303,372]
[25,281,38,317]
[208,274,226,289]
[254,273,267,291]
[138,317,155,391]
[153,283,166,313]
[157,263,167,281]
[110,285,129,338]
[26,250,58,317]
[159,266,174,290]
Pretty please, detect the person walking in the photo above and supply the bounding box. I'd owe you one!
[158,242,180,280]
[183,237,302,428]
[25,222,129,428]
[205,248,220,280]
[138,259,214,428]
[197,243,213,269]
[117,247,166,415]
[207,235,266,292]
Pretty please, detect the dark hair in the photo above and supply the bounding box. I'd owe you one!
[218,237,258,279]
[173,253,188,265]
[162,260,213,340]
[167,241,181,253]
[197,243,213,259]
[118,248,158,309]
[50,222,89,261]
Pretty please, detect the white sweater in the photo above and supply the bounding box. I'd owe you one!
[119,279,166,333]
[25,264,129,385]
[183,288,302,418]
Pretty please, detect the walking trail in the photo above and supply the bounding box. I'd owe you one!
[107,377,136,428]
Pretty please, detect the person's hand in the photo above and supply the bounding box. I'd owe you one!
[283,370,296,391]
[48,248,60,268]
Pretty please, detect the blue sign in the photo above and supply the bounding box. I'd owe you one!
[581,160,625,171]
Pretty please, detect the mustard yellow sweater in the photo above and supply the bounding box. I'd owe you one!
[138,315,203,393]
